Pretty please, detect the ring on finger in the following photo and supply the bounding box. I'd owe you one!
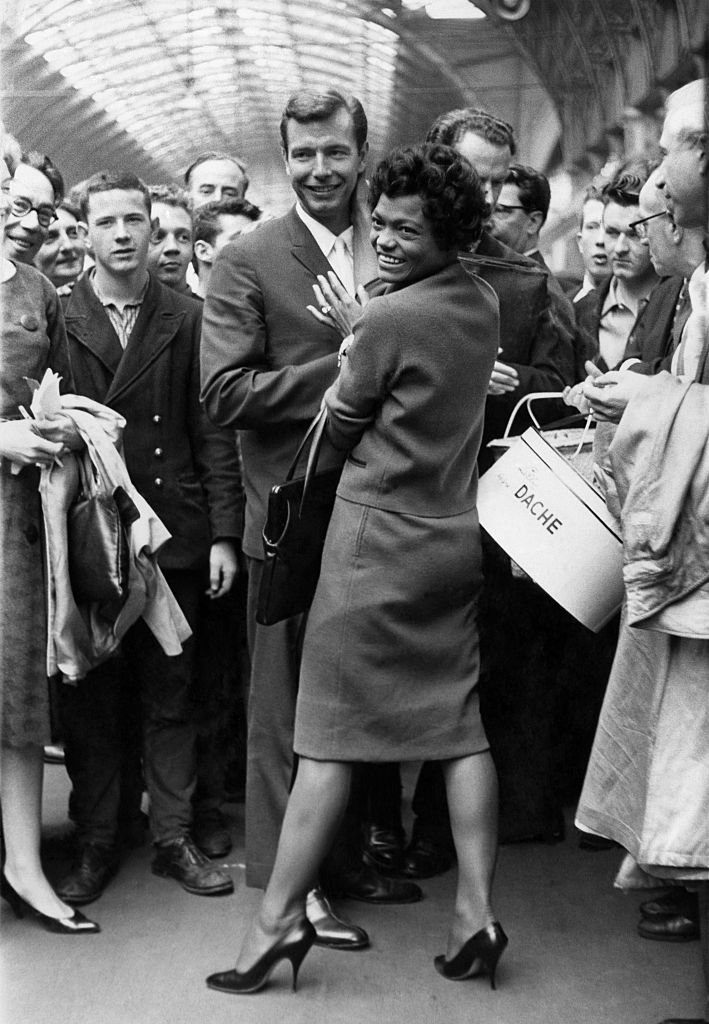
[321,304,332,315]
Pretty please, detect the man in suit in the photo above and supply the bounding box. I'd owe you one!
[56,171,242,905]
[201,89,421,953]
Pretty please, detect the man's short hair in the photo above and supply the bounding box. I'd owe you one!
[578,183,604,230]
[149,183,193,215]
[279,89,368,153]
[193,197,262,247]
[601,161,655,208]
[184,152,249,193]
[80,170,151,220]
[57,198,83,222]
[504,163,550,224]
[426,108,516,157]
[21,150,64,205]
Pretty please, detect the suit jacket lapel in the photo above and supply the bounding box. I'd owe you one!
[107,276,185,403]
[64,275,124,377]
[286,207,334,281]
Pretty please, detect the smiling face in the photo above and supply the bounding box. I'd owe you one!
[283,108,368,235]
[34,206,87,286]
[3,163,55,264]
[369,192,454,289]
[148,201,193,288]
[85,188,153,278]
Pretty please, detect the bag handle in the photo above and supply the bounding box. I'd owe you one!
[501,391,566,438]
[283,406,331,517]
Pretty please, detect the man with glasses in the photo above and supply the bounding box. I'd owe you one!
[620,167,705,376]
[575,165,660,370]
[490,163,551,263]
[3,152,63,265]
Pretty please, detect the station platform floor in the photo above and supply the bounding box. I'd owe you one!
[1,762,705,1024]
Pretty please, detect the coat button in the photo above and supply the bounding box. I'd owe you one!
[20,314,39,331]
[152,414,162,424]
[154,477,163,488]
[154,447,163,458]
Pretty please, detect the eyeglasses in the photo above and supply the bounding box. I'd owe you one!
[5,193,57,228]
[626,210,669,239]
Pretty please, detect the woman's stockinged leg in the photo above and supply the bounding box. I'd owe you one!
[442,750,499,956]
[1,742,75,918]
[235,757,352,973]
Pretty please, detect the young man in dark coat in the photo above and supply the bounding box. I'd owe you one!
[56,171,242,905]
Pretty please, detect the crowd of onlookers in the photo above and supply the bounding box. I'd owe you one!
[0,75,706,1021]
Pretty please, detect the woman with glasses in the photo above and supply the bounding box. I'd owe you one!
[0,142,98,934]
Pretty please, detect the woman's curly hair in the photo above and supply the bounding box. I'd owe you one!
[369,143,489,251]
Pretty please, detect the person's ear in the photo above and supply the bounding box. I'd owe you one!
[194,239,214,266]
[281,146,291,177]
[150,216,160,240]
[528,210,544,237]
[575,230,583,256]
[357,140,369,175]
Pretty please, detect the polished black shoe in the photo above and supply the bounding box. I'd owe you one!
[43,743,66,765]
[56,843,120,906]
[362,825,406,876]
[306,887,369,950]
[206,918,316,994]
[434,921,508,990]
[324,862,422,904]
[640,888,698,921]
[637,914,700,942]
[400,835,455,879]
[2,874,100,934]
[152,835,234,895]
[193,809,233,860]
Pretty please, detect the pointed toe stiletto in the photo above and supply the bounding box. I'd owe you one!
[206,919,316,995]
[1,875,101,934]
[434,921,508,990]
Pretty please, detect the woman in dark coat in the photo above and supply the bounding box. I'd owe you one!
[0,150,98,933]
[206,143,505,994]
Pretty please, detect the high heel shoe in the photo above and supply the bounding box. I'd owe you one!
[434,921,508,990]
[206,918,316,995]
[1,874,100,934]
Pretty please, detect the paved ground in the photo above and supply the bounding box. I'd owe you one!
[1,764,704,1024]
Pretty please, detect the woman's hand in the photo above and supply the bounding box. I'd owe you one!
[306,272,369,339]
[0,419,65,466]
[35,412,84,450]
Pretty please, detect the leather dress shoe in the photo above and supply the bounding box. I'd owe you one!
[362,825,406,876]
[324,863,422,904]
[637,914,700,942]
[192,810,233,860]
[56,843,120,906]
[400,836,455,879]
[152,835,234,896]
[306,887,369,950]
[640,888,698,921]
[43,743,66,765]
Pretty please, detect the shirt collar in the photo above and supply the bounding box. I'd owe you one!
[601,275,648,319]
[90,268,149,310]
[295,202,353,258]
